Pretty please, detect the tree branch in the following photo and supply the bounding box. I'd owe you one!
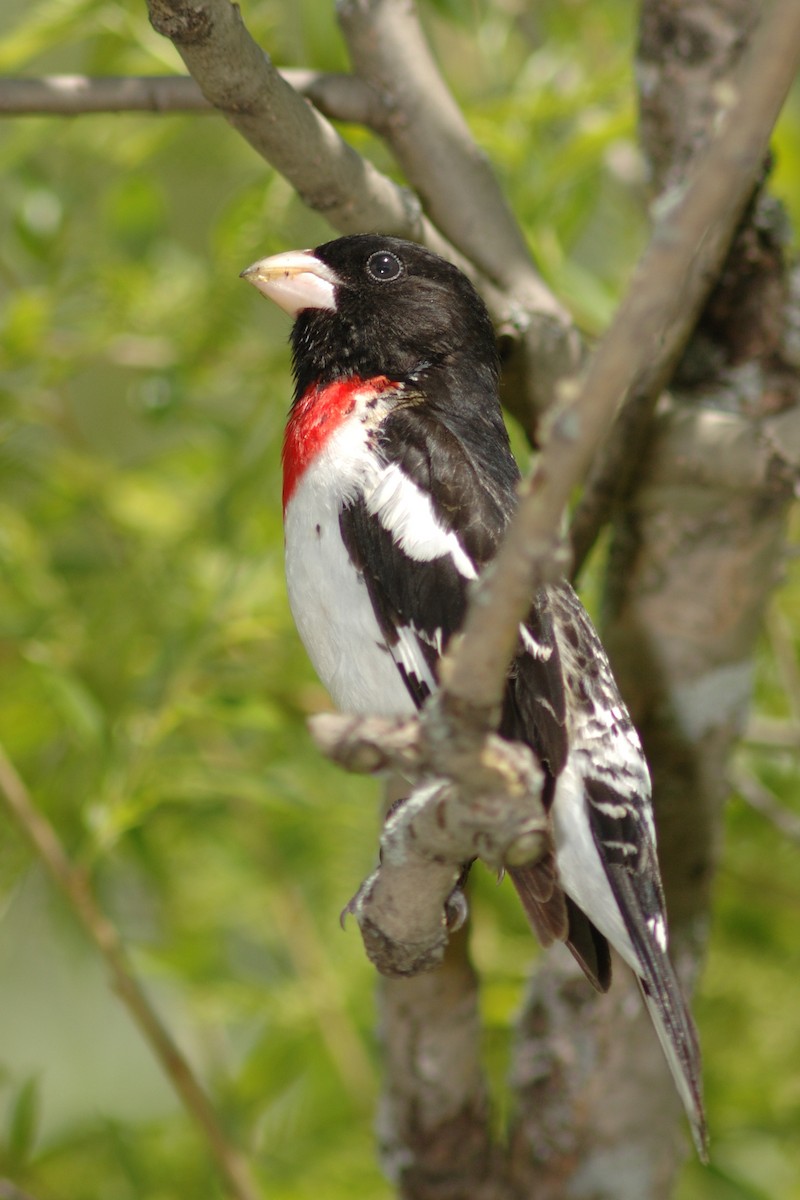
[0,74,214,113]
[310,714,546,976]
[0,744,261,1200]
[511,2,800,1193]
[440,0,800,722]
[337,0,582,425]
[0,71,387,126]
[370,771,500,1200]
[336,0,531,293]
[145,0,428,237]
[144,0,575,430]
[377,927,501,1200]
[568,0,800,577]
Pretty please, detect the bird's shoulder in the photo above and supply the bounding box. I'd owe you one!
[373,392,520,566]
[335,396,489,674]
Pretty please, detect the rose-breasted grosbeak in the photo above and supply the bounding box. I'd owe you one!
[242,234,706,1156]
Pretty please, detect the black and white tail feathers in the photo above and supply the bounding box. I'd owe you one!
[602,845,707,1158]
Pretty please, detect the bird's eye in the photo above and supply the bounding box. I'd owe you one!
[366,251,403,282]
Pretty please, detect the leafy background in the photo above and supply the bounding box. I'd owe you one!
[1,1,799,1197]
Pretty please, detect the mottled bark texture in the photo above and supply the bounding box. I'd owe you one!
[570,0,764,571]
[376,926,504,1200]
[511,3,800,1198]
[310,713,547,977]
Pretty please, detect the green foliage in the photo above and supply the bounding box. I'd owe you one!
[1,1,799,1197]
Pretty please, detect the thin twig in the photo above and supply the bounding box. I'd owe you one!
[0,744,262,1200]
[0,74,213,113]
[745,717,800,750]
[441,0,800,718]
[0,72,386,126]
[732,765,800,843]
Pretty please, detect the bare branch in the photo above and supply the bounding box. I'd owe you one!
[378,928,499,1200]
[0,74,213,114]
[0,743,262,1200]
[441,0,800,720]
[0,71,387,126]
[374,774,498,1198]
[145,0,571,411]
[732,766,800,843]
[337,0,527,292]
[745,717,800,750]
[287,68,388,129]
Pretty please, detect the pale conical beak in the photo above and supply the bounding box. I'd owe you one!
[239,249,340,317]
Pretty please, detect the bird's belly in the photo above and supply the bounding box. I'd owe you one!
[284,494,417,718]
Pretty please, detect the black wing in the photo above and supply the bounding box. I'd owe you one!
[339,401,514,702]
[339,402,610,987]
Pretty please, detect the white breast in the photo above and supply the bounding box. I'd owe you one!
[283,408,423,716]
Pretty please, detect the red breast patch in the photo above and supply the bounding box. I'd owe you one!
[282,375,397,510]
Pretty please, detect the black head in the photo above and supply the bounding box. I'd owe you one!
[243,234,499,401]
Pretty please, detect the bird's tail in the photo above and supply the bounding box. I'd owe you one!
[636,949,708,1162]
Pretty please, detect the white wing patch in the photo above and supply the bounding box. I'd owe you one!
[366,463,478,579]
[392,622,438,697]
[520,625,553,661]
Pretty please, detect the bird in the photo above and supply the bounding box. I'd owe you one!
[241,233,707,1157]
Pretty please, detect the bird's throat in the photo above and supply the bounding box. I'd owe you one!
[282,375,398,510]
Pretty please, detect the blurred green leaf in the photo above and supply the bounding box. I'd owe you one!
[5,1076,41,1169]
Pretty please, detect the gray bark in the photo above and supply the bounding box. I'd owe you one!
[508,3,800,1197]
